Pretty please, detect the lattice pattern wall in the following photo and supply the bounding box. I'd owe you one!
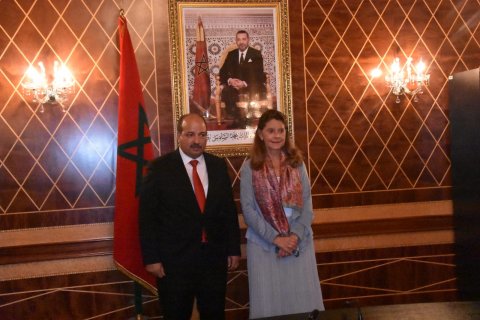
[301,0,480,207]
[0,1,160,220]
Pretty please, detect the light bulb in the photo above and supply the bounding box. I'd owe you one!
[371,68,382,78]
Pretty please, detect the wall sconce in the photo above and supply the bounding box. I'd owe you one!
[372,57,430,103]
[22,61,75,112]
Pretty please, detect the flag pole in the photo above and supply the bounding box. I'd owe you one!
[116,8,154,319]
[121,10,144,318]
[134,281,144,319]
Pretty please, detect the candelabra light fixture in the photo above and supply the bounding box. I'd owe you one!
[22,61,75,112]
[372,57,430,103]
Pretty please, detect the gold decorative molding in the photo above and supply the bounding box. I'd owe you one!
[315,230,454,252]
[313,200,452,224]
[0,256,116,282]
[0,223,113,248]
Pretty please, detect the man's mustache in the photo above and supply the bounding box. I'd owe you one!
[190,143,203,148]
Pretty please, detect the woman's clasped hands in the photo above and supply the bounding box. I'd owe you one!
[273,233,299,257]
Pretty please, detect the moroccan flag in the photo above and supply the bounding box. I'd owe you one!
[192,17,211,113]
[114,15,156,294]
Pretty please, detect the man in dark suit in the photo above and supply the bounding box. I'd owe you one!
[139,113,241,320]
[219,30,266,127]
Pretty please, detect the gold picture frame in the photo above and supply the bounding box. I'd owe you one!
[168,0,293,157]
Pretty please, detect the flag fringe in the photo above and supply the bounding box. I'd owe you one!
[114,260,158,295]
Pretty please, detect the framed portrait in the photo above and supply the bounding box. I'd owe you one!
[168,0,293,156]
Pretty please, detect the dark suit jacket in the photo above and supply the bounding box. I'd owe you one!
[139,150,241,269]
[219,46,266,97]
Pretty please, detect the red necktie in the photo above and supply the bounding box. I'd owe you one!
[190,160,207,242]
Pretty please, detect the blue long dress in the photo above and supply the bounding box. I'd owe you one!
[240,160,324,319]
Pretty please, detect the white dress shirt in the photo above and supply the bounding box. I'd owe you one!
[179,148,209,196]
[239,48,248,63]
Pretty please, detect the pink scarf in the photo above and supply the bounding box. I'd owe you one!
[252,154,303,235]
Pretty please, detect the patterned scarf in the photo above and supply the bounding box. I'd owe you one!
[252,154,303,236]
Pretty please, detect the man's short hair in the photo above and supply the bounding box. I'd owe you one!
[236,30,249,38]
[177,113,207,134]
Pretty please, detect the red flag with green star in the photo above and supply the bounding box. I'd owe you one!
[192,17,211,113]
[114,15,156,294]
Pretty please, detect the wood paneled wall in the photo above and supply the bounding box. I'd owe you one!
[2,0,479,230]
[1,0,163,229]
[297,0,478,207]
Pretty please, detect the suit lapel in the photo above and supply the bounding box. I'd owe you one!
[172,150,201,213]
[172,150,190,184]
[236,49,242,65]
[244,48,250,63]
[245,47,255,62]
[204,154,218,214]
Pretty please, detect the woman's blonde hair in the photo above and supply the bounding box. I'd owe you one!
[250,109,303,170]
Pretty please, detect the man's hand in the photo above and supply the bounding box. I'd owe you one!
[228,78,247,90]
[145,262,165,278]
[228,256,240,271]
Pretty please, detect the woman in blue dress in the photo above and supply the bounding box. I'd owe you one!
[240,109,324,318]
